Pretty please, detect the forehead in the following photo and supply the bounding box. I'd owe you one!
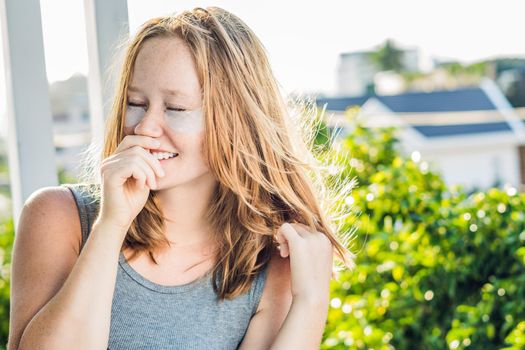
[130,36,200,96]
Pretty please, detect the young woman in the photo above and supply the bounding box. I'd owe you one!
[8,6,355,350]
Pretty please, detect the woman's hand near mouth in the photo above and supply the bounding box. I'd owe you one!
[98,135,166,233]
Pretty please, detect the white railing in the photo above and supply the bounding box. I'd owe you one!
[0,0,129,231]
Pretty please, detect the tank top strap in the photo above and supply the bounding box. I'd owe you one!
[249,262,270,317]
[61,183,101,252]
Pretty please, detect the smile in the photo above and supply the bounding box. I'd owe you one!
[151,151,179,161]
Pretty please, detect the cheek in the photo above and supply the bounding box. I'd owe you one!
[178,133,204,155]
[124,108,144,128]
[186,135,204,156]
[165,109,204,134]
[196,134,211,168]
[178,133,208,167]
[196,133,205,154]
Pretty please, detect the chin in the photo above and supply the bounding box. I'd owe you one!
[156,172,215,189]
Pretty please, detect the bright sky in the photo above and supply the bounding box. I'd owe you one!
[1,0,525,120]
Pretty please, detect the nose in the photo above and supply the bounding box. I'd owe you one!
[133,106,165,137]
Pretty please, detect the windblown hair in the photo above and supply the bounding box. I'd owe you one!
[77,6,357,301]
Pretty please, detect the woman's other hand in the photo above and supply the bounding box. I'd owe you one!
[275,222,334,304]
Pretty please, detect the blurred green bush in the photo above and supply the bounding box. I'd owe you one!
[321,108,525,349]
[0,218,13,350]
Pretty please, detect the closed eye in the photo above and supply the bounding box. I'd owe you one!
[167,106,187,112]
[126,101,187,112]
[127,102,147,109]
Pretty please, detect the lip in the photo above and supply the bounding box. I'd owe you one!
[149,148,178,154]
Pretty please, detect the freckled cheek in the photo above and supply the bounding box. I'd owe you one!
[174,134,201,154]
[197,134,212,169]
[177,134,209,167]
[124,109,144,128]
[165,109,204,134]
[196,133,206,156]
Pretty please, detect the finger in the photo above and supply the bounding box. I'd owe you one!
[131,167,147,190]
[113,155,157,190]
[129,156,158,189]
[278,223,301,250]
[280,242,289,258]
[291,222,316,237]
[275,232,290,258]
[115,135,161,154]
[131,146,165,178]
[103,158,149,189]
[138,174,146,190]
[292,224,331,249]
[117,146,163,184]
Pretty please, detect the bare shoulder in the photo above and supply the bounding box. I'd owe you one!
[7,185,82,350]
[21,185,83,254]
[237,248,293,349]
[257,247,292,314]
[24,185,77,212]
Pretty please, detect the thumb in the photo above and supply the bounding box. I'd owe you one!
[278,223,301,250]
[275,229,289,258]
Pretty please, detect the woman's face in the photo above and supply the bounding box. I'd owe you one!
[123,36,213,188]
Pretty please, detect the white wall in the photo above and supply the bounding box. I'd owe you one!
[337,53,376,96]
[407,140,520,190]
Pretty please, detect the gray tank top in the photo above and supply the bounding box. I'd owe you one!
[61,183,269,350]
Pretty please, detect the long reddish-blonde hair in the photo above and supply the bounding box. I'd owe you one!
[78,6,356,301]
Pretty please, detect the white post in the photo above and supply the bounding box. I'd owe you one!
[83,0,129,142]
[0,0,56,231]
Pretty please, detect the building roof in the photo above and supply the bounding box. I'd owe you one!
[378,87,496,112]
[316,86,497,113]
[412,122,512,137]
[316,86,512,138]
[316,96,370,112]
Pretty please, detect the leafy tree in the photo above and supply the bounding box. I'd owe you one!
[369,39,405,72]
[320,108,525,349]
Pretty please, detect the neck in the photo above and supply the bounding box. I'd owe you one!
[155,173,218,247]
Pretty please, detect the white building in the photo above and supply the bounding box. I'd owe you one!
[49,74,92,179]
[336,52,377,97]
[336,47,420,97]
[317,79,525,191]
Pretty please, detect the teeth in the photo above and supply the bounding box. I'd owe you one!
[151,152,177,160]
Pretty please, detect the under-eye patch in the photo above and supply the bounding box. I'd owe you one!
[124,105,204,134]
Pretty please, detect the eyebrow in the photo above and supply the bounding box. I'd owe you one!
[128,86,191,98]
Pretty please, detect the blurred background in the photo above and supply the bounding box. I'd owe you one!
[0,0,524,349]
